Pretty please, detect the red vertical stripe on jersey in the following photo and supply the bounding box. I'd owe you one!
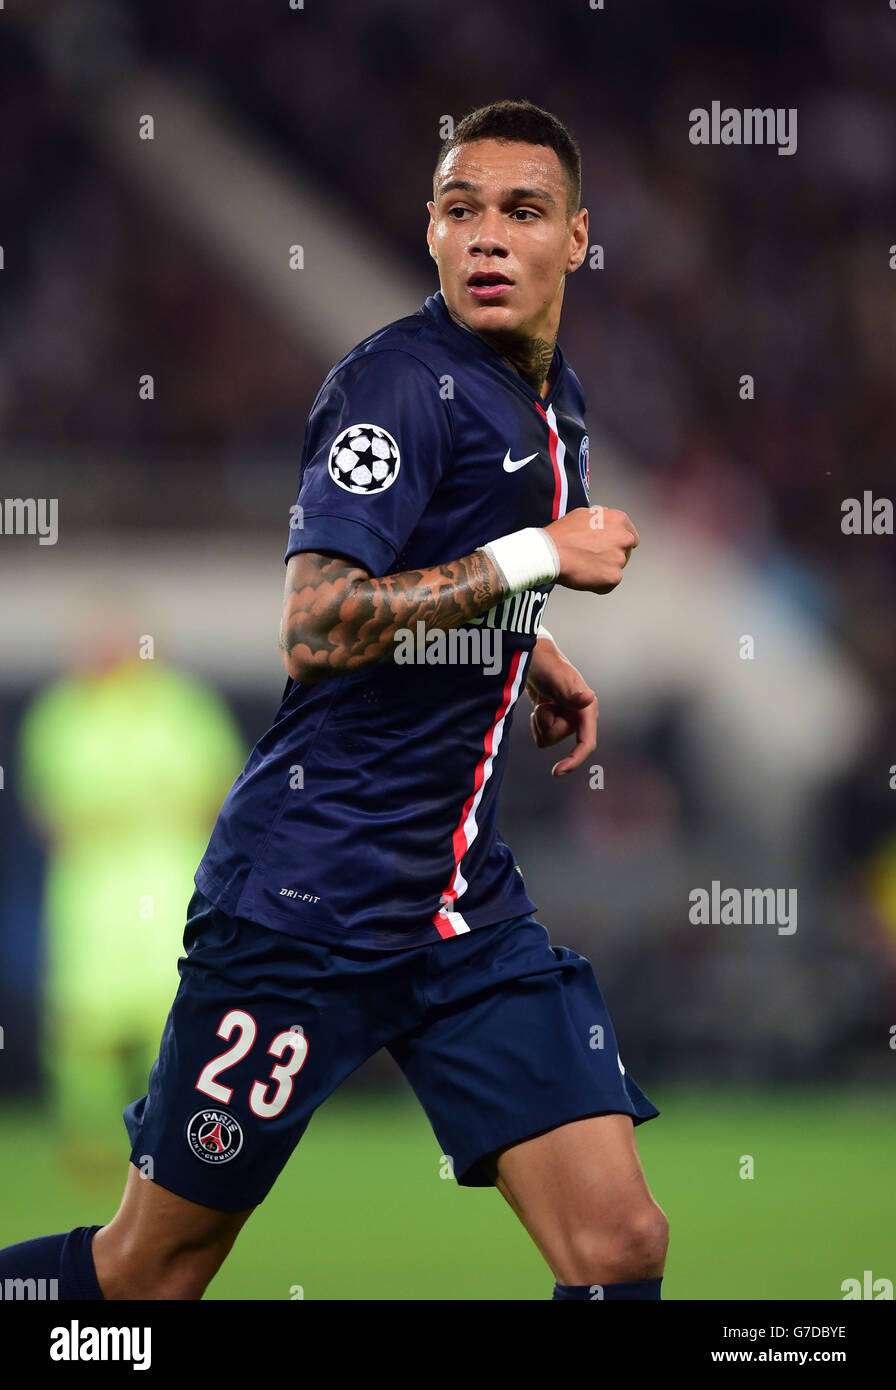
[535,401,564,519]
[432,647,526,938]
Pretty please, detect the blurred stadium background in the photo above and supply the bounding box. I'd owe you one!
[1,0,894,1299]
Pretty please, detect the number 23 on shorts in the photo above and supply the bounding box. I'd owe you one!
[195,1009,309,1118]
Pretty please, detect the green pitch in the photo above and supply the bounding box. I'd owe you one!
[0,1083,891,1300]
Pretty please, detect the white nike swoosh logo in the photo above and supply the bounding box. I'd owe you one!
[503,449,539,473]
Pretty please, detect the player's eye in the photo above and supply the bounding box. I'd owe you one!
[511,208,538,220]
[445,205,471,219]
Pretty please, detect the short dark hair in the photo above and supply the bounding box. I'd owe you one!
[433,99,582,217]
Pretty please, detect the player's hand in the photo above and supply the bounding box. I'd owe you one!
[526,638,598,777]
[544,506,639,593]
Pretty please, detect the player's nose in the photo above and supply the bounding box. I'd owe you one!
[469,208,510,254]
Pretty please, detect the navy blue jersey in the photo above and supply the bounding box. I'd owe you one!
[195,290,590,949]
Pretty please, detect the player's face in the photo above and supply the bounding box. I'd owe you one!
[427,139,588,345]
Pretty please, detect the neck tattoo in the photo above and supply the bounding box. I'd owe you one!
[446,304,556,395]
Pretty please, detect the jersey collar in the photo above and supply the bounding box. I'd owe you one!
[424,290,566,408]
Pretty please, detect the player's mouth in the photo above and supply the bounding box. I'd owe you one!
[466,272,514,301]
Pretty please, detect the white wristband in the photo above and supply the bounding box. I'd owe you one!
[479,527,560,595]
[535,624,554,642]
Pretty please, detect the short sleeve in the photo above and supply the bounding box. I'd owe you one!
[285,348,453,575]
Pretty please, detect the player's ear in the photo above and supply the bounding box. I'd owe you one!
[426,205,438,260]
[567,208,589,272]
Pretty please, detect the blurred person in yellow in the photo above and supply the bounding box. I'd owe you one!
[869,832,896,964]
[17,614,244,1186]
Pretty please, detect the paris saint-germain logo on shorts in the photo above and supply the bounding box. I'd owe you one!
[578,434,590,502]
[328,423,401,495]
[186,1109,244,1164]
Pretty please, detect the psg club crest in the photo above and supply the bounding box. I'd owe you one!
[328,423,401,494]
[578,433,590,502]
[186,1109,244,1164]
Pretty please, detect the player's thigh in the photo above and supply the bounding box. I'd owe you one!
[92,1161,254,1299]
[485,1113,668,1276]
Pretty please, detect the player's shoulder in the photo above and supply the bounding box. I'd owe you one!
[316,296,450,401]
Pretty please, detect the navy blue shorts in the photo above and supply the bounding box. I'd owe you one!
[123,889,659,1210]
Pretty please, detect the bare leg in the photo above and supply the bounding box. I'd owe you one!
[91,1161,255,1300]
[486,1114,668,1286]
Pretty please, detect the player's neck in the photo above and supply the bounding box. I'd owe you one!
[489,334,557,398]
[444,303,557,396]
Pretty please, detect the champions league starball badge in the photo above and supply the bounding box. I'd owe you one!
[328,423,401,494]
[186,1109,244,1164]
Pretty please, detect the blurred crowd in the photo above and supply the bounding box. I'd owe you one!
[3,1,894,656]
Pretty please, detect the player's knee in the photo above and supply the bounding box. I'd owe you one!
[560,1202,669,1285]
[606,1202,668,1276]
[635,1203,669,1267]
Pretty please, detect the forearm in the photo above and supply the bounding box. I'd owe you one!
[279,548,509,685]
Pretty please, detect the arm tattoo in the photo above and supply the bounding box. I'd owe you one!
[278,548,509,684]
